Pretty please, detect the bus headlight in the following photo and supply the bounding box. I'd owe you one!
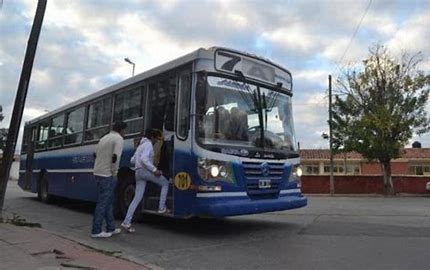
[197,158,235,183]
[210,165,220,177]
[219,166,228,177]
[289,164,302,187]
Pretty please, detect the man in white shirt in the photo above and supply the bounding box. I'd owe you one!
[91,121,127,238]
[121,129,170,232]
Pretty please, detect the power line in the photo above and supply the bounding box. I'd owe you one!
[333,0,372,81]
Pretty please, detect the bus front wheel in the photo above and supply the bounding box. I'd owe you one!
[37,173,52,203]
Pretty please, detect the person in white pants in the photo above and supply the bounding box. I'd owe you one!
[121,129,169,232]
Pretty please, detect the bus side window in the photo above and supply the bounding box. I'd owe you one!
[65,107,85,145]
[21,127,29,153]
[31,127,37,147]
[114,88,143,135]
[48,114,65,149]
[36,121,49,151]
[164,76,176,133]
[85,97,112,141]
[148,76,176,133]
[177,73,191,139]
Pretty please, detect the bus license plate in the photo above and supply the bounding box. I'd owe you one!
[258,179,271,189]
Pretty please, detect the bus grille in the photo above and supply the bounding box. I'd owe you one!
[242,161,285,199]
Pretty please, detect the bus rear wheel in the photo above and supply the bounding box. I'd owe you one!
[118,174,138,218]
[37,173,52,203]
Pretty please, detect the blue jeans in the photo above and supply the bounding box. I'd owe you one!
[122,169,169,225]
[92,175,116,234]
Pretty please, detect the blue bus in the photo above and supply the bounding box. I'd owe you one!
[19,47,307,218]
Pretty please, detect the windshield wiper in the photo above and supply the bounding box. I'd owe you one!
[234,70,256,112]
[262,92,268,131]
[266,82,283,112]
[234,70,267,149]
[233,71,265,149]
[255,86,265,148]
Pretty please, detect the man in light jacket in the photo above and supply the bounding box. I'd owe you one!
[91,121,127,238]
[121,129,170,233]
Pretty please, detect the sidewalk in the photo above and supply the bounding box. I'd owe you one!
[0,221,146,270]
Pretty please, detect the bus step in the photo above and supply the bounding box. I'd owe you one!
[142,209,173,217]
[143,196,173,212]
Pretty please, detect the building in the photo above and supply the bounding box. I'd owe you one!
[300,148,430,176]
[299,148,430,194]
[0,154,20,180]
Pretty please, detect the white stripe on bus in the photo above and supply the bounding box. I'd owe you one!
[19,169,93,173]
[280,189,301,194]
[196,192,247,198]
[196,189,301,198]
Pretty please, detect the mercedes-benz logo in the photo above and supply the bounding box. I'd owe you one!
[261,162,270,177]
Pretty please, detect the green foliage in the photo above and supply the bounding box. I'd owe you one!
[0,129,6,151]
[332,44,430,164]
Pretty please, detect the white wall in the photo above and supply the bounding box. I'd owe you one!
[10,160,19,180]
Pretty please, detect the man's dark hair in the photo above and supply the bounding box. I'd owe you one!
[144,129,155,139]
[143,128,162,139]
[112,121,127,133]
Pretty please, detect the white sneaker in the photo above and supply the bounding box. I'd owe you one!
[121,223,135,233]
[109,228,121,235]
[91,231,112,238]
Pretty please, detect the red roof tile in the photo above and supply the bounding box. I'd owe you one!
[299,148,430,160]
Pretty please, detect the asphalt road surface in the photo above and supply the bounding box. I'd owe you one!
[4,181,430,270]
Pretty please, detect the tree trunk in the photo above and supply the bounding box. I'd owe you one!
[382,161,394,195]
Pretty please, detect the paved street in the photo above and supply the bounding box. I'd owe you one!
[4,181,430,270]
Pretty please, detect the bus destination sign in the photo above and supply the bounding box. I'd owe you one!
[215,50,292,90]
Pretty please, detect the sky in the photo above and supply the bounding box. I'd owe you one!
[1,0,430,150]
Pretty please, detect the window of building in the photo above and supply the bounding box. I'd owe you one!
[408,164,430,175]
[36,121,50,150]
[303,163,319,175]
[85,97,112,141]
[114,88,142,135]
[346,164,361,175]
[65,107,85,145]
[324,163,344,174]
[323,162,361,175]
[48,114,64,148]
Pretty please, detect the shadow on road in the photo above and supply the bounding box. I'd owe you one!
[24,196,96,214]
[141,215,297,238]
[22,197,299,238]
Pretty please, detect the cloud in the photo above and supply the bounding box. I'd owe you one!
[387,13,430,55]
[23,107,47,120]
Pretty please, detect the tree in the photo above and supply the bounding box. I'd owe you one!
[331,44,430,194]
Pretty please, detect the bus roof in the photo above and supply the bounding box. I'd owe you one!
[27,46,290,125]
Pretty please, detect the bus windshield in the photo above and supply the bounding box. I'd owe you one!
[196,75,296,155]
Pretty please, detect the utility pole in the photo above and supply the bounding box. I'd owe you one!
[0,0,47,217]
[328,75,334,195]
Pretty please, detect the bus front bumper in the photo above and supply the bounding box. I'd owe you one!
[197,194,307,218]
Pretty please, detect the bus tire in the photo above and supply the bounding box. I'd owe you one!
[37,173,52,203]
[117,172,138,218]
